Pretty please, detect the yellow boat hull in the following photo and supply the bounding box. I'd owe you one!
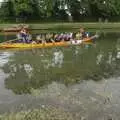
[0,42,69,48]
[0,38,93,49]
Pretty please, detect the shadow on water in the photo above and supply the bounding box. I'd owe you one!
[0,32,119,95]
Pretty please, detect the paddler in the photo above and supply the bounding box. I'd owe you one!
[79,27,89,39]
[71,27,88,44]
[45,33,55,43]
[36,34,42,43]
[20,27,27,43]
[17,27,32,43]
[19,27,32,43]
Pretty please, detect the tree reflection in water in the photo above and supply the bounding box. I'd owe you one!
[1,33,120,94]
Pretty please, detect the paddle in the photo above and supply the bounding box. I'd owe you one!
[0,38,18,44]
[83,34,99,42]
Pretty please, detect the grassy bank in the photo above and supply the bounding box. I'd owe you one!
[0,106,75,120]
[29,23,120,30]
[1,22,120,30]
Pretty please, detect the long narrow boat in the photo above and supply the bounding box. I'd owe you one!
[0,35,97,49]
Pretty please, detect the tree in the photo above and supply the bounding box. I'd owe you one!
[51,0,68,20]
[11,0,34,20]
[1,0,120,22]
[0,0,15,21]
[89,0,120,19]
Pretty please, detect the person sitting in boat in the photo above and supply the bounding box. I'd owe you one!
[71,27,89,44]
[54,33,63,42]
[63,33,73,41]
[20,28,27,42]
[54,32,72,42]
[17,28,32,43]
[26,33,32,43]
[49,33,55,43]
[36,34,42,43]
[75,32,82,40]
[79,27,89,39]
[45,33,55,43]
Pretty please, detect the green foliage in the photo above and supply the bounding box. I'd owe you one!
[38,0,55,18]
[0,0,120,21]
[11,0,34,17]
[89,0,120,17]
[67,0,82,20]
[0,0,15,21]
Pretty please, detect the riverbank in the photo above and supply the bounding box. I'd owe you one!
[1,23,120,31]
[30,23,120,30]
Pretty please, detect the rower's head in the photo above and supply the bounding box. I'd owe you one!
[80,26,85,33]
[21,27,27,31]
[20,27,28,34]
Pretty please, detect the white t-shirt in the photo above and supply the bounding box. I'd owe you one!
[71,40,82,45]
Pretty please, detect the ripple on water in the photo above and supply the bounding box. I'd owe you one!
[0,52,13,67]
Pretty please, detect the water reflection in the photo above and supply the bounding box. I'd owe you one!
[0,33,119,95]
[0,52,13,67]
[51,50,64,68]
[117,38,120,51]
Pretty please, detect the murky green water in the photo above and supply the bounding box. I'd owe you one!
[0,32,120,119]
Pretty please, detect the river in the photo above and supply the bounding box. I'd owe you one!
[0,31,120,119]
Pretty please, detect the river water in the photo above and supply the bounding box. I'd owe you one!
[0,32,120,119]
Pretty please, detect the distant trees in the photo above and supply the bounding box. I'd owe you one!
[0,0,14,21]
[0,0,120,22]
